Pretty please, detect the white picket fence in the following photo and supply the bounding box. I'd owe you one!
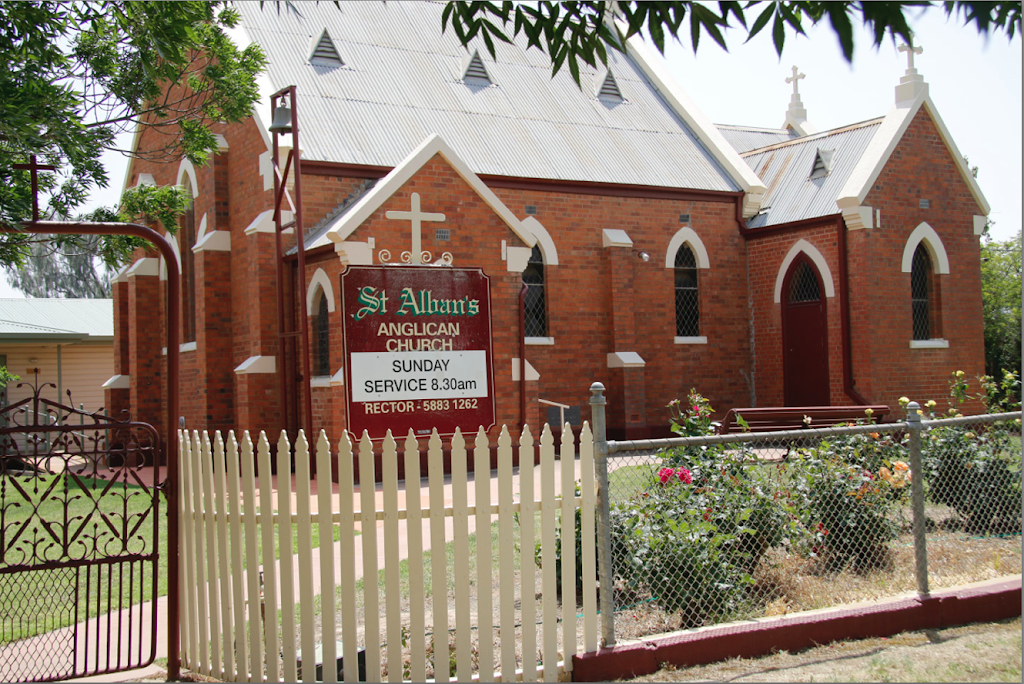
[177,424,598,682]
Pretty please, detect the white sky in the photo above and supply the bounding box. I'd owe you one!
[2,7,1019,298]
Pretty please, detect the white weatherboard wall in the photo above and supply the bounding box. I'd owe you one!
[1,345,113,413]
[178,424,598,683]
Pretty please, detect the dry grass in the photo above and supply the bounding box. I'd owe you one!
[622,617,1022,682]
[611,522,1022,642]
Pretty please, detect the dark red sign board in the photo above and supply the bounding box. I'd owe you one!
[341,265,496,440]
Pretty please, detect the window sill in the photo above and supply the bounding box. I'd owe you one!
[909,339,949,349]
[310,376,333,388]
[525,337,555,346]
[161,342,197,355]
[674,336,708,345]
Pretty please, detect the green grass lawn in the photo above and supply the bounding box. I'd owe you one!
[0,469,352,645]
[0,472,168,643]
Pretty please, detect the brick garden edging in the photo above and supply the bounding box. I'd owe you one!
[571,576,1022,681]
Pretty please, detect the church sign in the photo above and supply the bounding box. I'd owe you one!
[340,265,495,440]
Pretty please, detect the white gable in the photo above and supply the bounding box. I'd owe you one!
[325,133,536,248]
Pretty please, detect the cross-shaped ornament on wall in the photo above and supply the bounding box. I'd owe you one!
[384,192,448,264]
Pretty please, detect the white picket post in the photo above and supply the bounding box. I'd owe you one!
[178,431,197,671]
[293,433,315,682]
[201,432,224,676]
[381,431,402,682]
[427,430,449,683]
[336,432,359,684]
[316,431,338,684]
[474,428,494,682]
[496,426,516,681]
[560,425,577,670]
[191,431,211,675]
[539,425,557,682]
[212,432,235,679]
[239,432,264,682]
[579,423,597,653]
[277,431,298,683]
[403,430,426,682]
[256,432,279,682]
[518,426,537,683]
[358,431,380,682]
[225,433,248,681]
[450,429,472,682]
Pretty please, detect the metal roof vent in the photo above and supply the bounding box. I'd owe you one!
[595,69,623,101]
[462,50,492,84]
[809,148,834,179]
[309,28,344,67]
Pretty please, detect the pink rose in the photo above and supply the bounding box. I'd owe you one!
[676,467,692,484]
[658,468,674,485]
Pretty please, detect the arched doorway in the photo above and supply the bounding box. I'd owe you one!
[782,255,829,406]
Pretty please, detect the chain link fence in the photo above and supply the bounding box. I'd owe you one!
[589,390,1021,645]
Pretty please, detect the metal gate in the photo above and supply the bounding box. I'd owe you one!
[0,379,162,682]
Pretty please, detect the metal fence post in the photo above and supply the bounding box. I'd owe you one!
[589,382,615,647]
[905,401,930,598]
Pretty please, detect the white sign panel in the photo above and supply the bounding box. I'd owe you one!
[350,350,489,402]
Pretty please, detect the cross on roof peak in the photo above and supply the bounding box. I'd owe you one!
[898,39,923,72]
[785,66,805,97]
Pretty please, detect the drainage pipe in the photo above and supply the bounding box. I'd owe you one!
[519,282,528,430]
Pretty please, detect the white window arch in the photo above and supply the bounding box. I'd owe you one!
[901,222,950,275]
[521,216,559,265]
[176,158,199,200]
[306,268,336,313]
[664,227,710,270]
[773,239,836,304]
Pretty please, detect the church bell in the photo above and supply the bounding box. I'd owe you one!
[269,105,293,134]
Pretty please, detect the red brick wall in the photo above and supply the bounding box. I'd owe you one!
[488,187,751,434]
[849,107,986,414]
[747,221,846,408]
[115,102,987,448]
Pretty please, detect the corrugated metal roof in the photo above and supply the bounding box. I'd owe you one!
[0,299,114,340]
[291,179,378,254]
[237,1,738,192]
[716,124,799,154]
[741,119,883,228]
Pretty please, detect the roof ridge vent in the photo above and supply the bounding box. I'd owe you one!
[595,68,623,100]
[462,50,491,84]
[309,28,344,67]
[809,148,834,179]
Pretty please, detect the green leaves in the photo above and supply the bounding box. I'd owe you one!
[442,2,1020,87]
[1,0,266,269]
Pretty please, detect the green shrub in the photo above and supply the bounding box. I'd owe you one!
[922,424,1022,534]
[788,442,906,570]
[607,390,786,626]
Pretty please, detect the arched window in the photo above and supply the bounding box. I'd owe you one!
[674,245,699,336]
[523,245,547,337]
[180,176,197,344]
[314,292,331,376]
[911,244,932,340]
[789,260,821,303]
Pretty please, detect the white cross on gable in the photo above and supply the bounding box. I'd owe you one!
[385,192,446,264]
[898,41,923,71]
[785,65,805,96]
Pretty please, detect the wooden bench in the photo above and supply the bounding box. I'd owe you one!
[713,405,891,434]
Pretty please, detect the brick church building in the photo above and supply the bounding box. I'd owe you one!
[105,3,988,445]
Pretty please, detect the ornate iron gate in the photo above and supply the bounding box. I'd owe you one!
[0,379,161,682]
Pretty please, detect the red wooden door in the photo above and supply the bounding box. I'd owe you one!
[782,256,830,406]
